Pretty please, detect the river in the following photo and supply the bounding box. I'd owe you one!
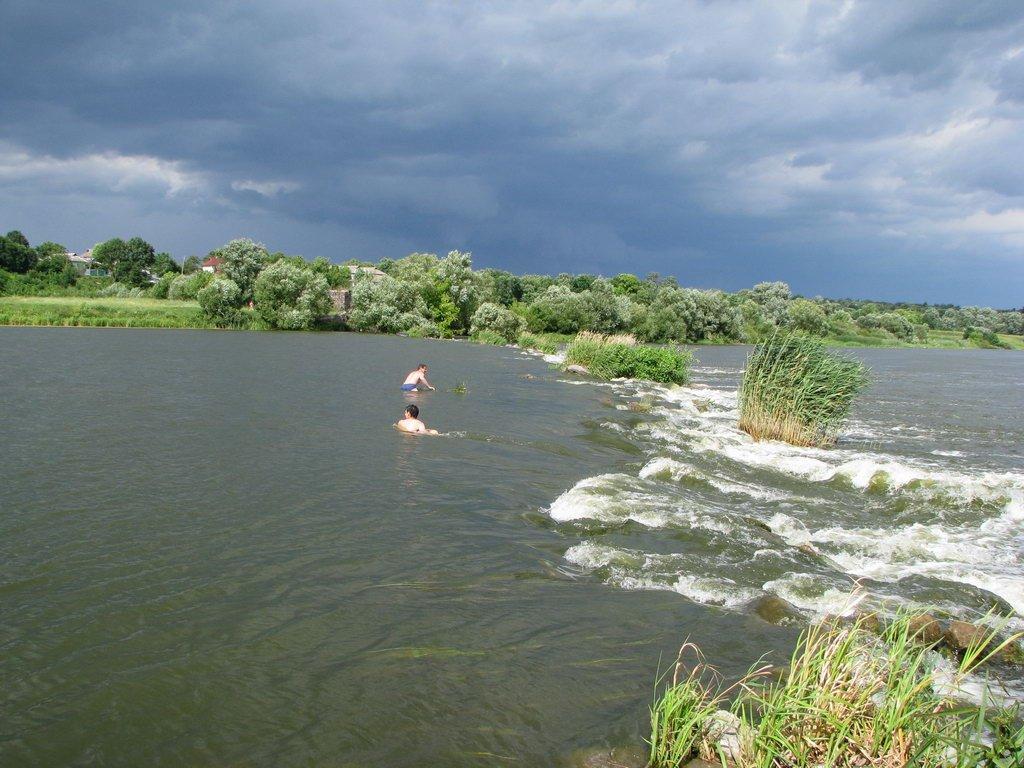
[1,328,1022,766]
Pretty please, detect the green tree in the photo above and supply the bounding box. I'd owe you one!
[309,257,346,288]
[750,281,792,325]
[0,233,37,273]
[470,302,525,342]
[610,273,642,298]
[253,261,332,330]
[168,270,214,300]
[152,252,180,275]
[93,236,156,286]
[787,298,829,336]
[216,238,268,302]
[182,255,202,274]
[474,268,522,306]
[34,241,67,261]
[30,248,77,287]
[438,250,477,331]
[570,273,597,293]
[349,274,433,335]
[5,230,30,247]
[524,285,595,333]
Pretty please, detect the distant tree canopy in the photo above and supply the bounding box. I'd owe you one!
[152,251,180,276]
[92,236,156,286]
[0,231,37,273]
[214,238,268,303]
[2,223,1021,344]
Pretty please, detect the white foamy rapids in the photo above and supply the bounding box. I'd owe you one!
[639,457,788,501]
[564,542,759,608]
[767,501,1024,615]
[690,425,1024,508]
[762,574,870,618]
[929,651,1024,707]
[547,474,736,533]
[550,376,1024,624]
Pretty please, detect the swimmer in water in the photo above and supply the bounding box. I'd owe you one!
[401,363,435,392]
[396,404,438,435]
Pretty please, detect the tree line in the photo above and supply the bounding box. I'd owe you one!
[1,228,1021,342]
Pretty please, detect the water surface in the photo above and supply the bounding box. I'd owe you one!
[2,329,1022,766]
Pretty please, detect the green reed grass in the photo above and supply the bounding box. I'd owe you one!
[564,331,692,384]
[649,611,1023,768]
[738,331,868,447]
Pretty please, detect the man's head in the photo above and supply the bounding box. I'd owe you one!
[404,404,419,418]
[417,363,428,372]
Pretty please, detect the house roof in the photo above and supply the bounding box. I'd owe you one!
[347,264,386,278]
[67,251,98,265]
[202,256,223,266]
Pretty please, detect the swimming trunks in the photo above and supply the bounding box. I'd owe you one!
[401,384,417,391]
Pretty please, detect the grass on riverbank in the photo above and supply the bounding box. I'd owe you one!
[0,296,258,329]
[819,327,1024,350]
[650,614,1023,768]
[564,331,693,384]
[739,332,868,447]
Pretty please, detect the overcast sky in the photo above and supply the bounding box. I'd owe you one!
[2,1,1022,305]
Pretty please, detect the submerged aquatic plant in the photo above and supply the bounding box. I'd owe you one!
[564,331,692,384]
[738,331,868,447]
[450,381,468,395]
[649,611,1024,768]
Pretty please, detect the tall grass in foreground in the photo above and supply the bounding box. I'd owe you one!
[564,331,693,384]
[650,614,1023,768]
[738,331,868,447]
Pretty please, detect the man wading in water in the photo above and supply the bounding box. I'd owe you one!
[396,404,438,435]
[401,363,435,392]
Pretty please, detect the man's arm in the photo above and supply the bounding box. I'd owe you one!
[420,374,435,390]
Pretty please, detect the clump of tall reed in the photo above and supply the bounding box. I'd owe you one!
[649,612,1023,768]
[738,331,868,447]
[564,331,692,384]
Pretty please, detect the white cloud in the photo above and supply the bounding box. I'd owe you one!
[0,143,207,197]
[230,179,301,196]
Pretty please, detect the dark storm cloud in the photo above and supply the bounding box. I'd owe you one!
[1,0,1022,305]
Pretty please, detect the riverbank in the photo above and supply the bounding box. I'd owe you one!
[2,295,1022,350]
[0,296,257,329]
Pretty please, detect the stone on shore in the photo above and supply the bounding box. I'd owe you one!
[565,364,590,375]
[704,710,748,764]
[908,615,942,644]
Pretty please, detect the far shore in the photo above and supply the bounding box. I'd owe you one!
[2,295,1023,351]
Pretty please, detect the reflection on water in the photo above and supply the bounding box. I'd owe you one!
[1,329,1022,766]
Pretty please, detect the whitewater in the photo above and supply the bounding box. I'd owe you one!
[542,348,1024,627]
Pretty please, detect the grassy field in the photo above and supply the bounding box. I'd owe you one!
[0,296,220,329]
[820,327,1024,350]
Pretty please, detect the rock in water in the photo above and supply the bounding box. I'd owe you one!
[944,620,988,652]
[908,615,942,644]
[565,746,646,768]
[565,364,590,375]
[750,594,802,626]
